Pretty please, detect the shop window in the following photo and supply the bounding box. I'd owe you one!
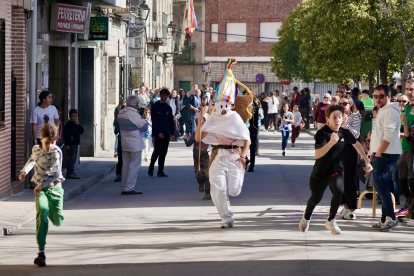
[0,20,5,123]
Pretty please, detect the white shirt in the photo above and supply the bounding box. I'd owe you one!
[267,96,279,114]
[30,105,59,138]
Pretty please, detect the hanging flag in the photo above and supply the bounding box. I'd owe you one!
[179,0,198,51]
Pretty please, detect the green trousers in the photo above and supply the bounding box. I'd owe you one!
[36,186,64,250]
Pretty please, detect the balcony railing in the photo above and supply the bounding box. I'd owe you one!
[173,45,194,64]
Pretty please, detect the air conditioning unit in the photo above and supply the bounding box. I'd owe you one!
[23,0,35,11]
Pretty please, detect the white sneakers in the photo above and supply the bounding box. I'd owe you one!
[325,219,342,235]
[220,218,235,229]
[338,207,356,220]
[299,217,310,232]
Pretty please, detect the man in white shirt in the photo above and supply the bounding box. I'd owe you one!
[370,84,402,231]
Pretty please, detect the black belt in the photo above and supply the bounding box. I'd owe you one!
[212,145,240,150]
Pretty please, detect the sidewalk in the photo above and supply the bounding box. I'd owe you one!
[0,156,116,236]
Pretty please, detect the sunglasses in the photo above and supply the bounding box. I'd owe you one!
[339,102,349,106]
[373,94,386,99]
[398,100,408,103]
[323,97,330,100]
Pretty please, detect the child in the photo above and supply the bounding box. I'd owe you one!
[184,106,211,200]
[278,103,294,156]
[63,109,84,179]
[299,105,372,235]
[19,124,65,267]
[142,107,152,162]
[291,104,302,147]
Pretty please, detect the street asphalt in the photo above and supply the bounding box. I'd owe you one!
[1,128,413,276]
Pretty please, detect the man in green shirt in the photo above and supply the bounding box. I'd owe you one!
[397,79,414,218]
[361,89,374,107]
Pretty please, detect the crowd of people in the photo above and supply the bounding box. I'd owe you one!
[21,72,414,266]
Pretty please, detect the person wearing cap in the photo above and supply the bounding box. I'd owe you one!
[314,93,332,130]
[361,89,374,107]
[30,91,60,146]
[148,88,176,177]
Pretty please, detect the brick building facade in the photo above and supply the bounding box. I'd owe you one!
[204,0,302,94]
[0,0,27,197]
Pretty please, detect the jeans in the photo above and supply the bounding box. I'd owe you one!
[372,154,400,221]
[113,126,118,153]
[179,118,191,136]
[281,130,290,150]
[391,165,400,203]
[66,145,78,175]
[190,115,198,133]
[143,136,151,159]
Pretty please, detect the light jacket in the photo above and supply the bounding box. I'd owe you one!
[371,102,402,155]
[117,106,148,152]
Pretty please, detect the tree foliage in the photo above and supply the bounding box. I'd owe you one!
[270,0,409,84]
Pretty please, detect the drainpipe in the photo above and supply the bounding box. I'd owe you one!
[30,2,37,125]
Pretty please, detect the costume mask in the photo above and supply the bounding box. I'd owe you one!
[214,100,232,116]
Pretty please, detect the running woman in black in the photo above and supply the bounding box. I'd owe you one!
[299,105,372,235]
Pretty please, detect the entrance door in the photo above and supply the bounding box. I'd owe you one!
[10,74,16,181]
[179,81,191,92]
[49,47,68,116]
[79,48,95,157]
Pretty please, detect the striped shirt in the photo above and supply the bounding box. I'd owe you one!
[343,112,361,139]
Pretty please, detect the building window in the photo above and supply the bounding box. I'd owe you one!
[226,23,246,42]
[260,22,282,42]
[0,20,5,123]
[211,24,218,42]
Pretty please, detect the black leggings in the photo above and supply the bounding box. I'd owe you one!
[341,144,358,209]
[304,173,344,221]
[149,136,170,172]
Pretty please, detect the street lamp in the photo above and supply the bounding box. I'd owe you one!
[140,1,150,21]
[167,21,177,36]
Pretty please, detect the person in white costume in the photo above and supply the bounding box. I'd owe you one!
[196,58,252,228]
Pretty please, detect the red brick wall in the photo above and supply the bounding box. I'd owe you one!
[205,0,302,57]
[0,4,26,198]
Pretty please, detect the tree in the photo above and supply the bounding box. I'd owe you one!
[270,0,407,86]
[379,0,414,91]
[269,4,314,83]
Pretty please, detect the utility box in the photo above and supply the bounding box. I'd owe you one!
[23,0,35,11]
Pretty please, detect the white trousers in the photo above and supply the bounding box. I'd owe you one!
[121,150,142,191]
[143,137,152,159]
[209,150,245,223]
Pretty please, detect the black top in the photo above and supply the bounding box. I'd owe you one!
[151,101,175,140]
[63,121,85,145]
[311,125,357,179]
[260,98,268,111]
[249,101,259,134]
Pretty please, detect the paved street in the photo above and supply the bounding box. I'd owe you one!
[1,130,414,276]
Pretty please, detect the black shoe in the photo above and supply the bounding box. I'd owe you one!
[282,152,286,156]
[148,167,154,177]
[114,175,122,182]
[247,167,254,172]
[157,172,168,177]
[34,252,46,267]
[121,190,143,195]
[66,173,80,179]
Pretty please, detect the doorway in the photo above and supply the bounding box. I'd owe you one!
[78,48,95,157]
[49,47,68,118]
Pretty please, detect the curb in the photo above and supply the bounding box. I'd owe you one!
[1,163,115,236]
[301,128,316,137]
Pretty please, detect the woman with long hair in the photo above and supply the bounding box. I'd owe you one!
[337,94,362,220]
[178,89,191,136]
[278,103,294,156]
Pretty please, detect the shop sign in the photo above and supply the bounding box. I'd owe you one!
[89,17,109,41]
[50,3,88,33]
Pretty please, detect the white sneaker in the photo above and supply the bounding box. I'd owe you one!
[343,211,356,220]
[325,219,342,235]
[299,217,310,232]
[407,220,414,227]
[338,207,349,219]
[220,218,235,228]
